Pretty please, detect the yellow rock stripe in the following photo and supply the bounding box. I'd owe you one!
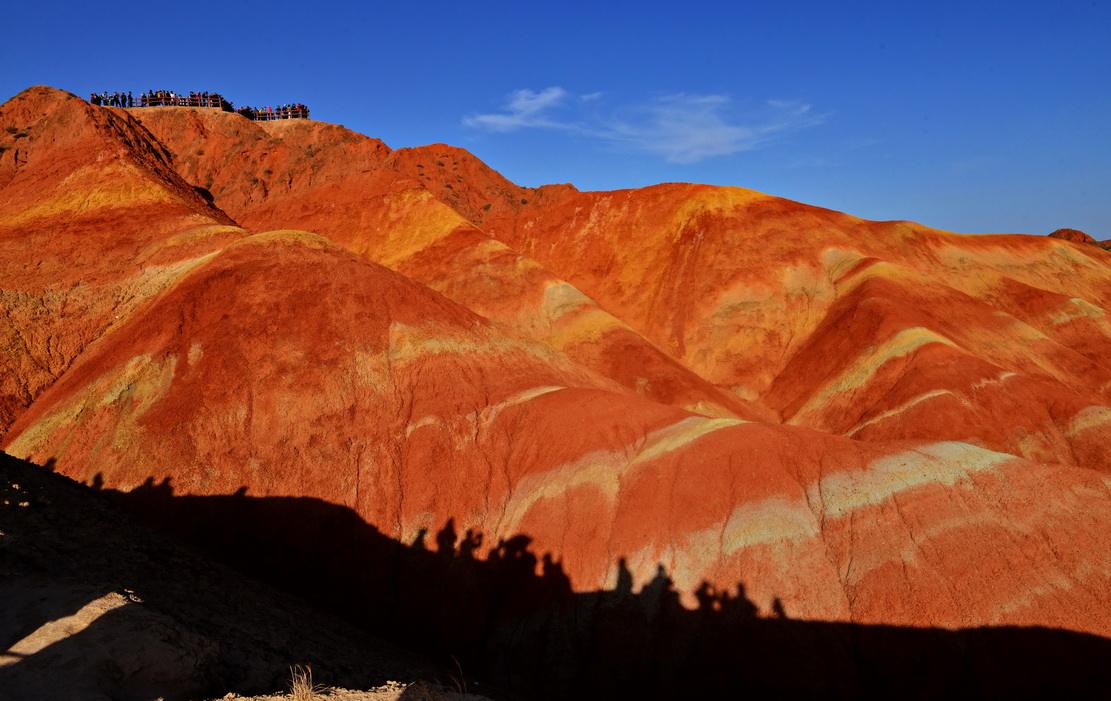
[806,441,1014,519]
[790,327,959,425]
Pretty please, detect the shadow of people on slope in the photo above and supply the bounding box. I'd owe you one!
[12,459,1109,700]
[0,454,448,701]
[0,466,117,655]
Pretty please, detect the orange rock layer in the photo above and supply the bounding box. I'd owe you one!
[3,87,1110,637]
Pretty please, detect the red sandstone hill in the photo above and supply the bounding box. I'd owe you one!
[1050,227,1111,251]
[3,86,1111,690]
[133,104,1111,469]
[133,105,765,419]
[0,87,242,434]
[1050,228,1098,245]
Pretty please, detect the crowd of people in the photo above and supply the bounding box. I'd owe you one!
[89,89,232,109]
[137,90,231,109]
[236,104,311,121]
[87,90,309,120]
[89,91,136,107]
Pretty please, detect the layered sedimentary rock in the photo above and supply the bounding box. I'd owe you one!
[487,186,1111,467]
[3,87,1110,643]
[134,107,763,419]
[0,87,242,432]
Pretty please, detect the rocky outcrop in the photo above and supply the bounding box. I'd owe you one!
[1049,227,1111,251]
[1050,227,1098,244]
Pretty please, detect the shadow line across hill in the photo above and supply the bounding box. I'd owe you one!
[5,455,1111,699]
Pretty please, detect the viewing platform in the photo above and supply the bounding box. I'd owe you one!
[236,105,311,121]
[88,90,311,121]
[141,92,232,110]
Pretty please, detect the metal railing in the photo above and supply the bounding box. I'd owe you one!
[139,94,231,109]
[88,91,311,121]
[237,106,311,121]
[89,92,232,110]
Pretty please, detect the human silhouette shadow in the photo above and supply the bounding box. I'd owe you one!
[0,453,432,701]
[5,453,1111,700]
[0,470,115,656]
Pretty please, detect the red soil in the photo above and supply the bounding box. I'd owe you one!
[3,86,1110,638]
[1050,228,1098,245]
[0,87,242,431]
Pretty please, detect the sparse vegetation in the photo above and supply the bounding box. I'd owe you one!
[289,665,323,700]
[14,131,28,139]
[4,126,17,134]
[520,198,528,205]
[482,203,492,211]
[263,167,273,176]
[448,655,468,696]
[436,160,445,167]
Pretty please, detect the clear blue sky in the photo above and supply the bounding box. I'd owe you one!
[3,1,1109,237]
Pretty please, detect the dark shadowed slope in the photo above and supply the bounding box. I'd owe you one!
[4,454,1108,700]
[0,452,464,701]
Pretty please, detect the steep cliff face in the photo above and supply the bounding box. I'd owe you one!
[3,89,1111,643]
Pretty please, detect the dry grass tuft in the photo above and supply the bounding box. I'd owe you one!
[289,664,323,701]
[447,655,468,696]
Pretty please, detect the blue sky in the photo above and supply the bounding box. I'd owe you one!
[3,1,1109,237]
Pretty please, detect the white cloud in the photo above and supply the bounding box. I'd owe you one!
[599,94,824,164]
[462,86,571,132]
[464,88,826,164]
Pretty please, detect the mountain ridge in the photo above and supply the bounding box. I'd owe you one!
[2,86,1109,658]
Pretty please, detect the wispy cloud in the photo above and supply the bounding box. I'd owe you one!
[598,95,824,164]
[463,88,826,164]
[462,87,572,132]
